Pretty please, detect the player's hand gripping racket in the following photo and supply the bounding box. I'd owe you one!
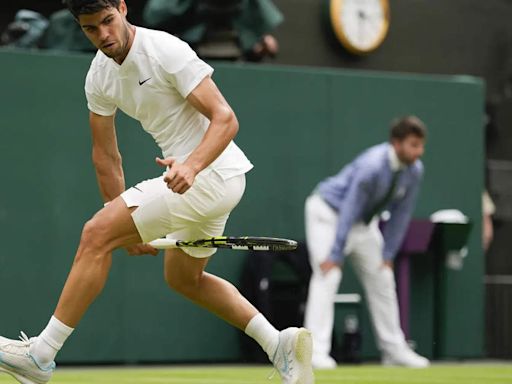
[148,236,297,251]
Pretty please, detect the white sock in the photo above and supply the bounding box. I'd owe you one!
[30,316,74,367]
[244,313,279,358]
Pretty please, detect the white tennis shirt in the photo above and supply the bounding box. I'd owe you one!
[85,27,253,179]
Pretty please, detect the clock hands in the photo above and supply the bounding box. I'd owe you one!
[358,7,367,46]
[330,0,389,54]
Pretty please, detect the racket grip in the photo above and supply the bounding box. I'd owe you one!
[148,238,178,249]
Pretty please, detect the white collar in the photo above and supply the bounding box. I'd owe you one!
[388,144,406,171]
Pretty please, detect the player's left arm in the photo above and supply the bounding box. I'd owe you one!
[156,76,238,194]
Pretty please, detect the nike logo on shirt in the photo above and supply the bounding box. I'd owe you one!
[138,77,151,85]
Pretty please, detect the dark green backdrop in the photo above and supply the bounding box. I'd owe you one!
[0,50,484,363]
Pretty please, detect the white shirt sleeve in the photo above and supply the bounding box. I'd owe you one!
[172,56,214,98]
[157,36,214,98]
[483,190,496,216]
[165,55,214,98]
[85,71,117,116]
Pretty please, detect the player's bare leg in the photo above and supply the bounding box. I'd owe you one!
[0,197,145,384]
[54,198,144,327]
[164,248,258,328]
[164,250,314,384]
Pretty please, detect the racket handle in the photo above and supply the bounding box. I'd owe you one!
[148,238,178,249]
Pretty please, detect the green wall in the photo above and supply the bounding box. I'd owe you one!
[0,50,484,363]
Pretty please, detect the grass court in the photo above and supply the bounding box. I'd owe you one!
[1,363,511,383]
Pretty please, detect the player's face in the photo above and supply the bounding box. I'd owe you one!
[78,1,132,63]
[393,135,425,165]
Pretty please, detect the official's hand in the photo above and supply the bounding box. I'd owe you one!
[125,243,159,256]
[320,260,340,274]
[156,157,197,194]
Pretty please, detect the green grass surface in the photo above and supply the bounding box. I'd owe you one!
[1,364,511,383]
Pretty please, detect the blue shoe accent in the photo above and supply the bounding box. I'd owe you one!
[29,355,55,373]
[271,334,290,375]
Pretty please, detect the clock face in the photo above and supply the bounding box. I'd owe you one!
[330,0,390,55]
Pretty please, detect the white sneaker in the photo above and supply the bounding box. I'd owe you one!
[311,354,337,370]
[0,332,55,384]
[382,347,430,368]
[270,327,314,384]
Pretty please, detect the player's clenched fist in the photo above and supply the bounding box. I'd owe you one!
[156,157,197,194]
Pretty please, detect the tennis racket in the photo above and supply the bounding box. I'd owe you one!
[148,236,297,251]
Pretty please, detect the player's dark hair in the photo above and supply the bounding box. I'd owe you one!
[390,116,427,141]
[63,0,121,19]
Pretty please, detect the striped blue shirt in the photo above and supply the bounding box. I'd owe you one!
[316,143,424,264]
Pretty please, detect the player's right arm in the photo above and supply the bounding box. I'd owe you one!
[89,112,125,204]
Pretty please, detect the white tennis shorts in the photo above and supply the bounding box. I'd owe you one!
[121,169,246,258]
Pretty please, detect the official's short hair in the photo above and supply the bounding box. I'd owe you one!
[390,116,427,141]
[63,0,121,19]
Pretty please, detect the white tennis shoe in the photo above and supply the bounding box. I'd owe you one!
[271,327,314,384]
[311,353,337,370]
[382,347,430,368]
[0,332,54,384]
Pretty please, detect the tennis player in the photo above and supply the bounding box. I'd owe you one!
[0,1,313,383]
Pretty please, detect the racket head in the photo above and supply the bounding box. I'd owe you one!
[149,236,298,251]
[215,236,298,251]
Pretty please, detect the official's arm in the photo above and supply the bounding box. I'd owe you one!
[329,169,375,264]
[381,171,423,261]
